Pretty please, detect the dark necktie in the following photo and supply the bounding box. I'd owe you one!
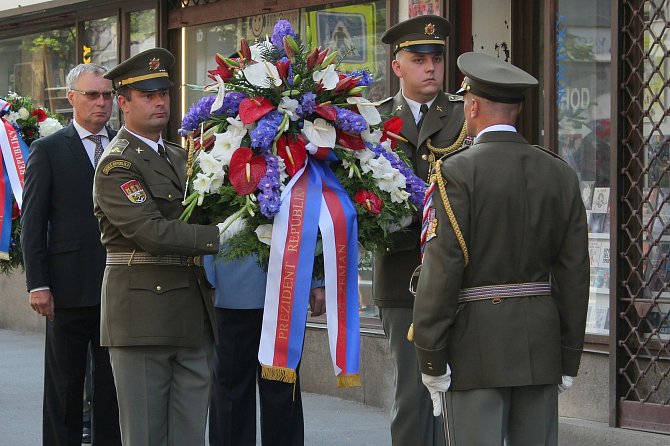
[157,144,170,164]
[87,134,104,167]
[417,103,429,131]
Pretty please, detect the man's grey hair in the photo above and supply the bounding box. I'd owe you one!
[66,64,108,91]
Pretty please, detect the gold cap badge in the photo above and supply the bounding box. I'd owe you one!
[149,57,160,71]
[424,23,436,36]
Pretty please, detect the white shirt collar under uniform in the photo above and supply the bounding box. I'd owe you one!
[477,124,517,138]
[402,92,438,124]
[124,127,165,154]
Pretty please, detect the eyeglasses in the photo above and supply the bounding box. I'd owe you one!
[70,89,114,100]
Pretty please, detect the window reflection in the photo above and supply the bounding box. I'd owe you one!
[556,0,612,335]
[0,27,76,121]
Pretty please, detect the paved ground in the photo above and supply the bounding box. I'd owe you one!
[0,329,391,446]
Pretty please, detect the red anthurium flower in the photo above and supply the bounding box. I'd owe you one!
[337,130,366,151]
[314,103,337,121]
[277,134,307,177]
[381,116,404,149]
[32,108,47,122]
[354,190,382,215]
[229,147,267,195]
[238,97,276,125]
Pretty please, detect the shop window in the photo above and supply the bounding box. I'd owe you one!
[0,27,76,121]
[180,0,388,322]
[555,0,612,335]
[130,9,157,56]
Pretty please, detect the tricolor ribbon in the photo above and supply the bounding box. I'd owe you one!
[259,145,361,387]
[0,99,29,260]
[420,181,436,260]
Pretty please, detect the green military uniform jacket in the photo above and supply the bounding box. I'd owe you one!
[373,91,465,308]
[93,127,220,348]
[413,130,590,390]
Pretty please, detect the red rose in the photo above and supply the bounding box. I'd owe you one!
[354,190,382,215]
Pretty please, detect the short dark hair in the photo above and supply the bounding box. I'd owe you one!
[116,85,132,101]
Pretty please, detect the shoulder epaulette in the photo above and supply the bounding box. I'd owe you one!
[447,94,464,102]
[532,144,567,163]
[437,144,470,163]
[107,138,130,155]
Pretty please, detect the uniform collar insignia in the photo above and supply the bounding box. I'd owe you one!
[396,104,403,111]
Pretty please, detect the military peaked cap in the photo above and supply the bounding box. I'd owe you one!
[456,52,538,103]
[105,48,174,91]
[382,15,450,55]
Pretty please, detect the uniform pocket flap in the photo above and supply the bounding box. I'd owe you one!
[129,270,189,294]
[148,183,181,202]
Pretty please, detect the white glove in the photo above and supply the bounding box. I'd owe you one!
[421,364,452,417]
[558,375,575,394]
[216,215,247,244]
[387,215,413,233]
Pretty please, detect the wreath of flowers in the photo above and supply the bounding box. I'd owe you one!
[179,20,424,272]
[0,93,64,275]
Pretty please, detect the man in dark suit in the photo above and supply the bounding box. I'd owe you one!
[22,63,121,446]
[93,48,220,446]
[374,15,465,446]
[414,52,589,445]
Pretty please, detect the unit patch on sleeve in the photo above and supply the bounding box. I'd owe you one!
[102,160,132,175]
[120,179,147,204]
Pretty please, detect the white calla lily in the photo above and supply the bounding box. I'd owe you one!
[255,224,273,245]
[312,64,339,90]
[302,118,336,148]
[346,97,382,126]
[243,61,282,88]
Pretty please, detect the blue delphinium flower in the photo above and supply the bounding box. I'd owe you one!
[368,142,426,206]
[250,110,284,151]
[178,95,225,136]
[348,69,374,87]
[257,153,282,218]
[334,107,368,134]
[271,20,297,49]
[296,92,316,118]
[221,92,248,117]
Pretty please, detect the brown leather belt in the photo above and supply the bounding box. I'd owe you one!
[106,251,203,267]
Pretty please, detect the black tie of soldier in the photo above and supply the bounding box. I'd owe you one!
[87,134,104,167]
[417,103,429,131]
[157,144,170,164]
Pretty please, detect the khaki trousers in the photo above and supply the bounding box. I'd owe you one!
[109,331,214,446]
[445,384,558,446]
